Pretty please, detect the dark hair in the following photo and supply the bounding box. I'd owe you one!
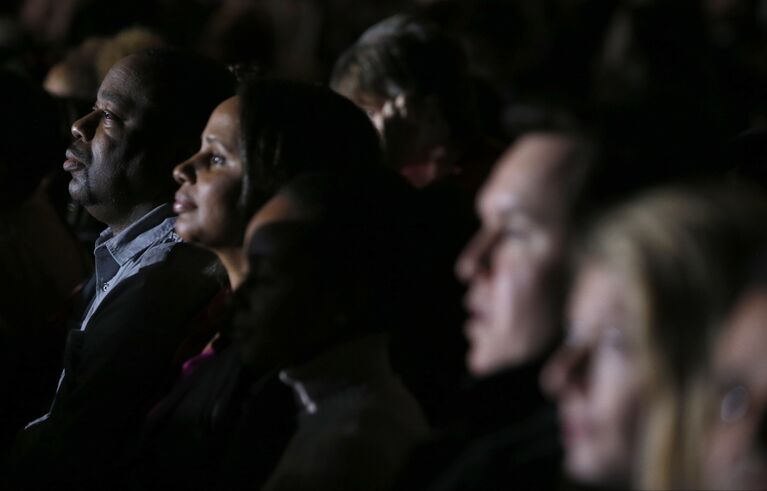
[133,47,234,160]
[330,15,478,145]
[739,247,767,296]
[248,168,418,334]
[236,78,381,215]
[0,69,63,207]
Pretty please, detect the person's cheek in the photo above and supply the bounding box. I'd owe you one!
[599,355,640,467]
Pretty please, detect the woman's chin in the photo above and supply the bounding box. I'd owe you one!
[173,219,197,243]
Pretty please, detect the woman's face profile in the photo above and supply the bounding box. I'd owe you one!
[173,96,245,248]
[542,263,642,487]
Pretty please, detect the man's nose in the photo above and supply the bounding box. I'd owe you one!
[455,232,492,283]
[172,157,197,185]
[71,110,99,142]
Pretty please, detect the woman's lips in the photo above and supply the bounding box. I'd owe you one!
[173,194,196,214]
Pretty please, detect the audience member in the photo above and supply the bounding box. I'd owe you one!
[393,131,598,490]
[331,16,507,426]
[331,15,494,191]
[706,254,767,490]
[235,170,428,491]
[131,78,384,490]
[43,27,167,247]
[0,2,765,489]
[543,184,767,489]
[6,48,232,489]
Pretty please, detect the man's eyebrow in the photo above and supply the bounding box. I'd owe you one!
[97,91,134,111]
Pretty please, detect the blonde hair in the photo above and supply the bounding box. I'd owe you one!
[579,183,767,489]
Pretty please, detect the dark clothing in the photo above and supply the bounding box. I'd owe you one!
[6,206,222,489]
[0,190,90,452]
[264,335,429,491]
[398,358,563,491]
[390,178,475,429]
[130,338,296,491]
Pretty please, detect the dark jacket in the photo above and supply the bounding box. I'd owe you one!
[6,242,222,489]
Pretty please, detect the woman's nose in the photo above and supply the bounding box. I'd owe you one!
[541,343,591,399]
[173,157,197,185]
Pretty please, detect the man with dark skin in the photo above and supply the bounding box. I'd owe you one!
[6,49,233,488]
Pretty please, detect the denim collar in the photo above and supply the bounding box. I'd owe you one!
[95,203,179,267]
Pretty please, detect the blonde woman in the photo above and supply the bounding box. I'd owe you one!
[543,184,767,489]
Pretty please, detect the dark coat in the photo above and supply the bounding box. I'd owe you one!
[5,244,222,489]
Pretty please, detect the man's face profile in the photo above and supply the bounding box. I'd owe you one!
[64,54,159,216]
[456,134,576,376]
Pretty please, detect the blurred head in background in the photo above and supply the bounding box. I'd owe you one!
[707,254,767,490]
[331,15,479,188]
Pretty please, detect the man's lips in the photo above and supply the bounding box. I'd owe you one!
[173,193,196,214]
[463,294,487,325]
[63,150,85,172]
[561,410,593,449]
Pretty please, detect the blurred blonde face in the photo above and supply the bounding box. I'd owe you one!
[542,263,642,487]
[706,290,767,490]
[456,134,575,376]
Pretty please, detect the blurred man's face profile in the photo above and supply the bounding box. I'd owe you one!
[456,134,576,376]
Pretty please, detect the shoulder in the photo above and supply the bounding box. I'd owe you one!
[135,242,225,287]
[89,243,224,328]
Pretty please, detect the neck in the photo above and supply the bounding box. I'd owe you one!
[214,245,247,290]
[95,201,164,236]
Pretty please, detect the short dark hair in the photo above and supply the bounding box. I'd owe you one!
[132,47,234,160]
[330,16,478,145]
[236,78,381,215]
[115,48,233,197]
[249,168,417,334]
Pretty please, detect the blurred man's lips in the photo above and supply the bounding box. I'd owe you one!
[463,311,488,341]
[173,193,196,214]
[561,413,592,448]
[463,296,487,325]
[63,150,85,172]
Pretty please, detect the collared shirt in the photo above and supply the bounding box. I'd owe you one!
[26,203,185,429]
[80,203,182,330]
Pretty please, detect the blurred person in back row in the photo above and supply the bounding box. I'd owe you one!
[706,254,767,490]
[331,14,497,192]
[332,15,503,425]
